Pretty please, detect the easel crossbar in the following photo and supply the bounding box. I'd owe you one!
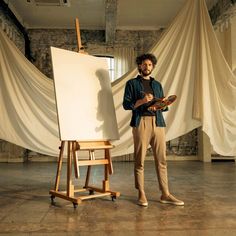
[78,159,108,166]
[76,141,113,150]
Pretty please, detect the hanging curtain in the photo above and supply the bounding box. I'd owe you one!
[113,47,136,81]
[0,0,236,157]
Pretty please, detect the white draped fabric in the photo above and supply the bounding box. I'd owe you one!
[113,47,136,81]
[112,0,236,156]
[0,0,236,157]
[0,28,60,155]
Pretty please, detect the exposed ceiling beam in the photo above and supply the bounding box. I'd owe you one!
[105,0,117,44]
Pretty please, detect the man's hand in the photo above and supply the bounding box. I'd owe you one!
[160,98,168,110]
[134,93,154,109]
[148,97,167,111]
[148,105,157,112]
[142,93,154,103]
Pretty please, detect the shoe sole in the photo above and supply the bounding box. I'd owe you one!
[138,202,148,207]
[159,200,184,206]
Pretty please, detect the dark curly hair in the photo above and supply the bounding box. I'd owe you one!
[136,53,157,66]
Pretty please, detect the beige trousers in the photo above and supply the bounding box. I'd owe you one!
[132,116,170,196]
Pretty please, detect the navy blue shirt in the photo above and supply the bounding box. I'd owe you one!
[123,75,168,127]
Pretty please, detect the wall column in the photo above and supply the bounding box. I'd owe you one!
[198,128,212,162]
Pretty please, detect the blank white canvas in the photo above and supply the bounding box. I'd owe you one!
[51,47,119,141]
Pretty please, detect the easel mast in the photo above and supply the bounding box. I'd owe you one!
[49,18,120,208]
[75,18,86,53]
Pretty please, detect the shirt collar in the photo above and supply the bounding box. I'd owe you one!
[136,74,154,81]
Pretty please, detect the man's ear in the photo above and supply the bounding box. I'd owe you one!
[138,65,142,73]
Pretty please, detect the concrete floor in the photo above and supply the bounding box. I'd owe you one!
[0,160,236,235]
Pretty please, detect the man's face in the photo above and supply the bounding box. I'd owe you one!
[139,59,154,76]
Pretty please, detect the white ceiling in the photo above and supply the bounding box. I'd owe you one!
[4,0,218,30]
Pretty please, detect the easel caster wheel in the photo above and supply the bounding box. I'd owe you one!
[89,190,94,195]
[111,196,116,201]
[73,202,78,209]
[50,196,56,205]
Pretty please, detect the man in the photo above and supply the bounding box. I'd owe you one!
[123,53,184,207]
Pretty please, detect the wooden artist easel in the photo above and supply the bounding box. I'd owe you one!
[49,18,120,208]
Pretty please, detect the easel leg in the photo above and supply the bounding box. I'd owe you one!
[84,150,93,191]
[67,141,74,197]
[72,142,79,178]
[103,149,111,191]
[54,141,65,191]
[103,163,110,191]
[105,149,113,175]
[84,165,91,188]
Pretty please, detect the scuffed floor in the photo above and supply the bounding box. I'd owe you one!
[0,160,236,235]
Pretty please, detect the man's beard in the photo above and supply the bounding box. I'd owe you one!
[141,69,152,76]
